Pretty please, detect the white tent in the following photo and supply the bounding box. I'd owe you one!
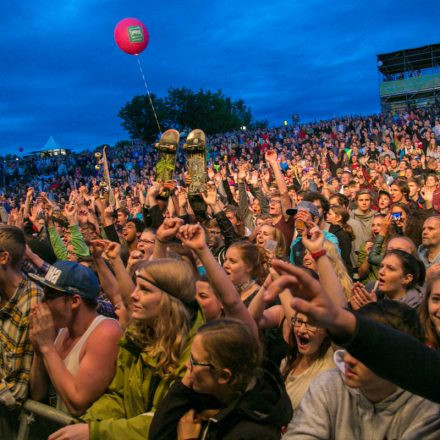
[24,135,70,157]
[43,135,63,150]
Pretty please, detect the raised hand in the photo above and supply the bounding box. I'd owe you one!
[201,184,218,206]
[127,250,145,270]
[177,187,188,209]
[185,173,192,186]
[26,187,34,199]
[64,203,78,225]
[29,204,42,224]
[77,206,89,225]
[89,239,108,259]
[265,149,278,166]
[301,222,325,253]
[178,224,207,251]
[105,241,122,260]
[147,181,161,198]
[207,167,215,181]
[164,180,176,194]
[250,170,259,186]
[421,187,434,203]
[265,259,343,330]
[156,217,184,243]
[237,164,247,183]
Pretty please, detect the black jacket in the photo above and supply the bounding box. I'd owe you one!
[328,224,353,275]
[149,360,293,440]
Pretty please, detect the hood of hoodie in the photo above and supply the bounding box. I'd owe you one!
[333,350,413,414]
[352,209,375,222]
[212,359,293,428]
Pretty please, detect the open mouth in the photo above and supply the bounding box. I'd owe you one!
[296,334,310,348]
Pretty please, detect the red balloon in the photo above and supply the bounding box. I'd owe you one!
[114,18,149,55]
[18,147,23,152]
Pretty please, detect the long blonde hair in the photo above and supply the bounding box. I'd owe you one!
[323,241,353,301]
[126,259,196,379]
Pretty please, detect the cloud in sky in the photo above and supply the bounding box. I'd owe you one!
[0,0,439,154]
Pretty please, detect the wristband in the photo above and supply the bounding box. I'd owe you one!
[311,249,326,260]
[156,236,169,244]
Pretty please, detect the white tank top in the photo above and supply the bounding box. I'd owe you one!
[54,315,115,413]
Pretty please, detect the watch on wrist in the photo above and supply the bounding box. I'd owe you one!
[311,249,326,260]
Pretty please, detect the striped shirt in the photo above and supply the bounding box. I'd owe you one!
[0,275,43,407]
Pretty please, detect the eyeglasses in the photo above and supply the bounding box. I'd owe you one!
[138,239,155,245]
[189,353,214,369]
[291,317,318,333]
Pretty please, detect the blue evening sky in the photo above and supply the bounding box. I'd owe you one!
[0,0,439,155]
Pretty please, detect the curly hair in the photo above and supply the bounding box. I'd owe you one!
[126,259,195,380]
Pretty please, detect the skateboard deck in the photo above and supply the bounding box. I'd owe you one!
[184,129,207,195]
[184,129,207,219]
[155,129,180,197]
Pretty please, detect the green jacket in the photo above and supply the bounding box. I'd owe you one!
[48,224,90,260]
[81,309,204,440]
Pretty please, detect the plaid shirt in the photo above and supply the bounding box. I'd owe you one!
[0,275,43,407]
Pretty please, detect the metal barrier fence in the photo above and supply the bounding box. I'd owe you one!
[17,400,79,440]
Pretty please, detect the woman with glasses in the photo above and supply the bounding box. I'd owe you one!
[149,318,293,440]
[281,312,334,410]
[248,224,346,409]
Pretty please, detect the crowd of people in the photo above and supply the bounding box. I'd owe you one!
[1,105,440,439]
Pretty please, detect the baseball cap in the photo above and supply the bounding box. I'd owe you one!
[28,260,99,300]
[286,201,319,218]
[378,189,391,199]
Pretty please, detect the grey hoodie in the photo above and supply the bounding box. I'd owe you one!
[351,208,375,234]
[284,350,440,439]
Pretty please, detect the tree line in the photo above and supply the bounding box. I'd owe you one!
[118,87,259,141]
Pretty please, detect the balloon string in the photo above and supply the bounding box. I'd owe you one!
[136,57,162,133]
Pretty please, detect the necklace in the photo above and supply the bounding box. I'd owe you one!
[236,279,256,294]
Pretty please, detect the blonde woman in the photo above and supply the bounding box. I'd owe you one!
[49,258,204,440]
[255,223,287,259]
[303,240,353,302]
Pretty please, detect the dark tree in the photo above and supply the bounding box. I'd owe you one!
[117,94,170,142]
[118,87,253,139]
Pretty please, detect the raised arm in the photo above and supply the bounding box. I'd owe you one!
[90,240,129,328]
[104,241,135,308]
[301,223,347,307]
[265,150,292,216]
[178,224,258,338]
[265,264,440,403]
